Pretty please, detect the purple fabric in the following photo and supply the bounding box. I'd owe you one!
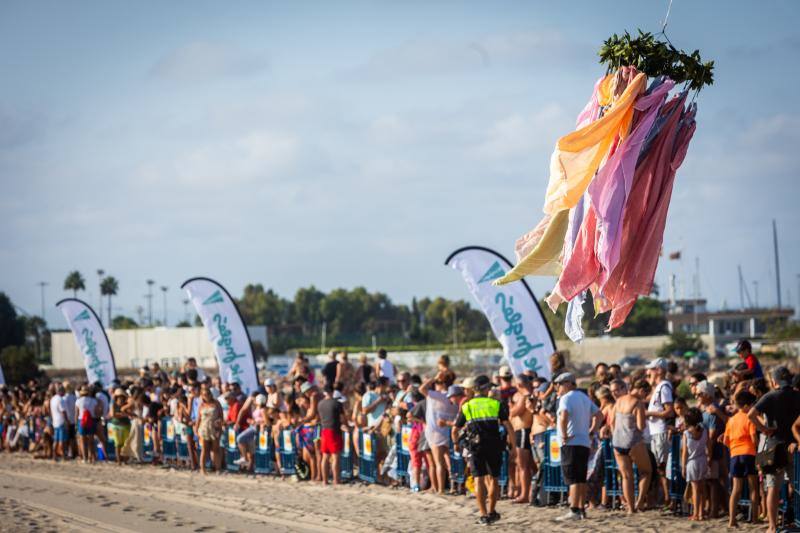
[587,79,675,288]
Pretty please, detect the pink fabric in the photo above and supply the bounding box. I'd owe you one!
[600,94,695,328]
[590,79,674,288]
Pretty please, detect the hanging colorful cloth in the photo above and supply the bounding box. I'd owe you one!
[495,69,646,285]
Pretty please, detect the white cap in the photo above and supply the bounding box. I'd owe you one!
[646,358,668,370]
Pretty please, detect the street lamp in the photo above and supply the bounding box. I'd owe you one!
[146,279,155,326]
[160,286,168,327]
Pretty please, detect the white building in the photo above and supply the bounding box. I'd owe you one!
[52,325,267,371]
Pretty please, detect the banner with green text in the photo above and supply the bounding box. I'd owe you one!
[181,277,259,393]
[56,298,117,388]
[445,246,556,378]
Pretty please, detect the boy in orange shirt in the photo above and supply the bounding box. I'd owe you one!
[723,390,759,527]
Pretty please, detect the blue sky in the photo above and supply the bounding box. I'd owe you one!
[1,0,799,328]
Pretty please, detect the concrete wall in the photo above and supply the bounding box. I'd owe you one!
[52,326,266,371]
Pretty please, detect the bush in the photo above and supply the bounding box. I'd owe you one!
[0,345,42,385]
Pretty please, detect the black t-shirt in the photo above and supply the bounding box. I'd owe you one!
[754,386,800,443]
[454,398,509,446]
[322,361,339,384]
[410,399,426,420]
[318,398,343,430]
[358,364,375,383]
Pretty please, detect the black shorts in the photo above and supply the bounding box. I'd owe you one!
[514,428,531,451]
[469,446,503,478]
[730,455,756,478]
[560,445,589,485]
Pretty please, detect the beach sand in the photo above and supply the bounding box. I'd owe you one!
[0,454,766,532]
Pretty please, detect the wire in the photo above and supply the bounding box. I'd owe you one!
[661,0,674,34]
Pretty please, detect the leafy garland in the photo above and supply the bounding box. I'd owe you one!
[598,30,714,91]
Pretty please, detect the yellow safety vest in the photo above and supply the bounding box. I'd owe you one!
[461,396,500,423]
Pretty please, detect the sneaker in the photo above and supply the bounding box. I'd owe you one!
[476,515,491,526]
[555,510,582,522]
[233,457,247,465]
[488,511,500,523]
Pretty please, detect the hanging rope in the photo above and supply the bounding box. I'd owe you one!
[660,0,674,35]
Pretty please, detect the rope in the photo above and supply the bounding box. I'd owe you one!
[661,0,674,34]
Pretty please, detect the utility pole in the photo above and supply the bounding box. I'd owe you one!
[452,306,458,349]
[796,274,800,320]
[96,269,105,325]
[37,281,48,321]
[753,281,759,309]
[773,220,782,309]
[136,305,144,325]
[146,279,155,326]
[182,299,190,323]
[160,286,168,327]
[321,321,327,353]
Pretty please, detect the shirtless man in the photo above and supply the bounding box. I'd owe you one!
[334,351,355,395]
[299,382,324,481]
[510,375,535,504]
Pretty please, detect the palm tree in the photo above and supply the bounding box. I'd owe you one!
[63,271,85,298]
[100,276,119,328]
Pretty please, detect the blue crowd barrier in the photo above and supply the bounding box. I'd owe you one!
[449,438,466,488]
[225,426,240,472]
[161,418,176,460]
[142,422,154,463]
[541,430,568,497]
[176,424,190,463]
[278,428,297,475]
[341,430,355,480]
[359,432,378,484]
[396,425,411,484]
[498,450,509,490]
[254,426,274,475]
[668,433,686,507]
[794,451,800,527]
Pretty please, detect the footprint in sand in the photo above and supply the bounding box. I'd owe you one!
[194,526,215,532]
[100,501,118,507]
[122,505,135,512]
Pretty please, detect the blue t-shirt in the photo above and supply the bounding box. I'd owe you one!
[557,390,598,449]
[362,391,386,428]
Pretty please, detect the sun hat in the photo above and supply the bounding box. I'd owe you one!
[461,377,475,389]
[499,366,513,378]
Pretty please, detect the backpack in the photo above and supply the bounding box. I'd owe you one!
[80,408,93,431]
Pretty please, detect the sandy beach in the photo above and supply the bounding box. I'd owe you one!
[0,454,767,532]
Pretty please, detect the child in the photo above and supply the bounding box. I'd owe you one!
[682,407,708,521]
[723,390,759,528]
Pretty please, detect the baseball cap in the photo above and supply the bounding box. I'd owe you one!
[696,380,715,397]
[499,365,513,378]
[446,385,465,398]
[646,358,668,370]
[473,375,491,390]
[300,382,313,394]
[264,378,276,387]
[461,377,475,389]
[553,372,575,384]
[537,381,549,393]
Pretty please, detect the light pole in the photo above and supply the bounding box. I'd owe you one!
[37,281,48,321]
[160,286,168,327]
[146,279,155,326]
[96,269,104,325]
[182,299,190,323]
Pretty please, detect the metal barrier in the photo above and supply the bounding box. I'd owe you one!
[541,430,568,499]
[225,426,240,472]
[359,432,378,483]
[341,430,354,481]
[278,428,297,475]
[142,422,154,463]
[176,424,190,463]
[449,438,466,489]
[668,433,686,507]
[396,425,411,484]
[161,418,176,460]
[254,426,274,475]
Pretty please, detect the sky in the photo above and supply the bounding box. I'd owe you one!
[1,0,799,329]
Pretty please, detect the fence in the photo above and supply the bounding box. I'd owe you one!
[254,426,274,474]
[341,430,355,480]
[541,430,568,501]
[359,432,378,484]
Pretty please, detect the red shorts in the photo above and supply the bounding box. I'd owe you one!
[320,428,343,454]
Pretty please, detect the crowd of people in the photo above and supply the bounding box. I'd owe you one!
[2,341,800,531]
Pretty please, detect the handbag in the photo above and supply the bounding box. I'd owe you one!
[756,438,785,472]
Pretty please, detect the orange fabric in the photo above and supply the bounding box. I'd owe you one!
[723,411,756,457]
[495,70,645,286]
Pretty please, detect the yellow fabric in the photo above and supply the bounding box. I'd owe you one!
[494,210,569,284]
[495,71,645,285]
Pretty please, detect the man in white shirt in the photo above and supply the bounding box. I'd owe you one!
[645,358,674,504]
[50,385,67,461]
[62,381,77,458]
[185,357,207,382]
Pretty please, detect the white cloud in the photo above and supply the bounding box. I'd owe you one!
[150,41,268,82]
[473,104,565,160]
[138,130,299,187]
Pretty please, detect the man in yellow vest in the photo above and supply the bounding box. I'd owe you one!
[452,375,515,525]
